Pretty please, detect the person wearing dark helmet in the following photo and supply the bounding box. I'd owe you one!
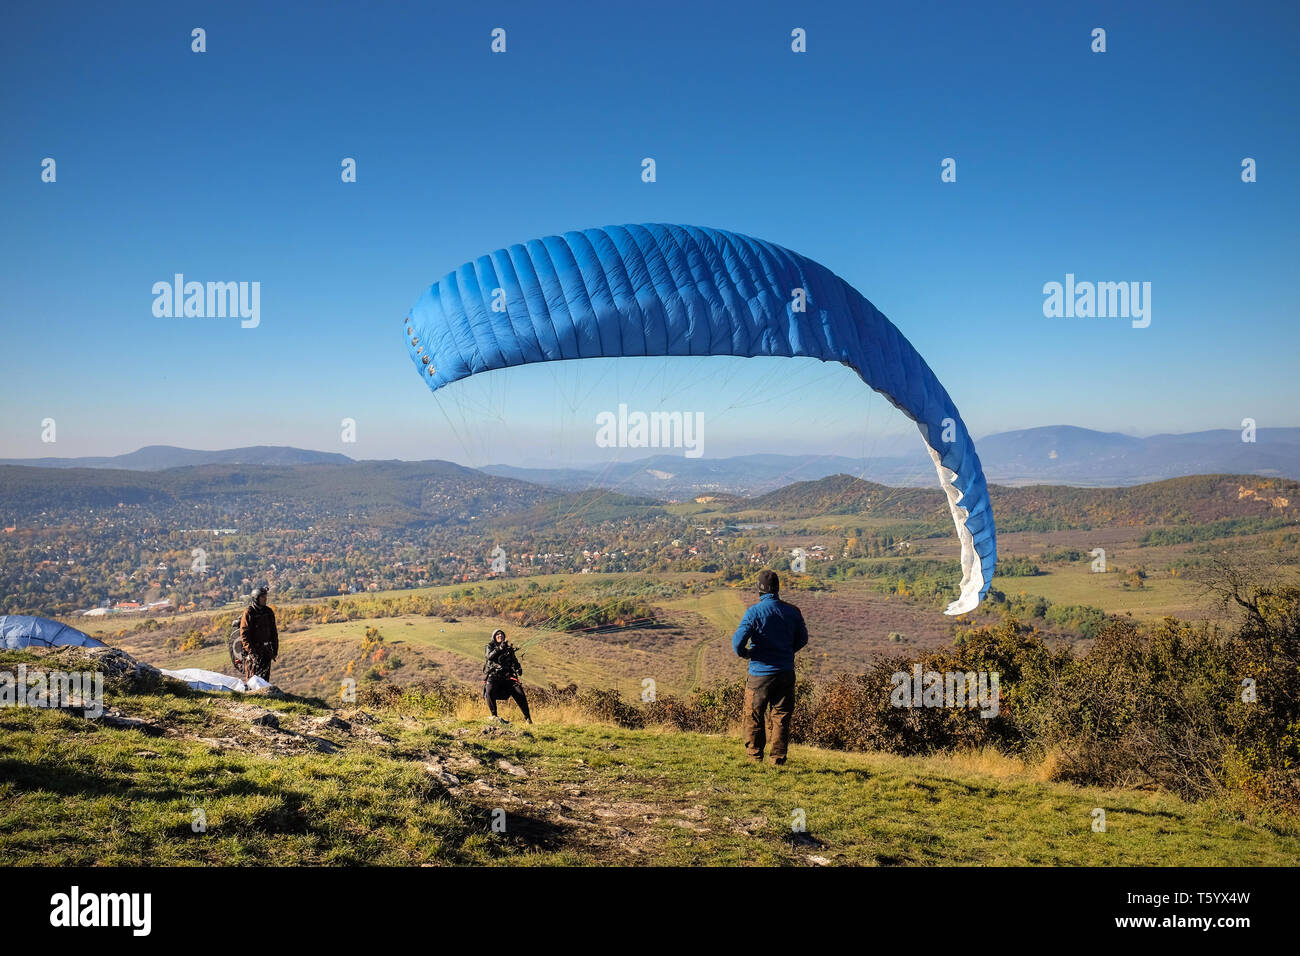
[239,585,279,681]
[731,570,808,765]
[482,628,533,724]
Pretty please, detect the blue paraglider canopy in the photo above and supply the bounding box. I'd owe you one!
[0,615,106,650]
[403,223,998,614]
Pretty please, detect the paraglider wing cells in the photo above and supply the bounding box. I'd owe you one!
[403,223,996,614]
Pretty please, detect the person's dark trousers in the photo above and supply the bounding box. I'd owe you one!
[744,670,795,762]
[484,677,533,721]
[249,647,273,681]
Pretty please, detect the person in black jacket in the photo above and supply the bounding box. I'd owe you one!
[483,628,533,724]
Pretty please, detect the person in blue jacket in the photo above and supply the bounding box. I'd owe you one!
[731,570,808,765]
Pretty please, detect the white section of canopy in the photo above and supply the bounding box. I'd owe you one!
[925,445,984,616]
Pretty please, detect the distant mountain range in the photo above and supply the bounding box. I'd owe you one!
[2,459,1295,539]
[0,459,552,524]
[3,426,1298,493]
[0,445,351,470]
[975,426,1300,486]
[484,427,1300,494]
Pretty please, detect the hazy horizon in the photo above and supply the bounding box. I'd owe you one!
[4,421,1298,472]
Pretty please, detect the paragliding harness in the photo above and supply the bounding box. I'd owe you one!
[228,617,256,680]
[229,608,276,681]
[483,640,523,698]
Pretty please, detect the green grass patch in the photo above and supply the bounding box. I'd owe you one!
[2,676,1295,866]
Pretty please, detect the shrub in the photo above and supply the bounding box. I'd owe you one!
[996,556,1041,577]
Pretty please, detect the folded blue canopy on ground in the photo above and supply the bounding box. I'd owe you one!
[0,614,106,650]
[3,615,275,693]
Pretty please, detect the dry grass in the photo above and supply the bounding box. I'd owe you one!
[451,695,619,727]
[920,747,1032,780]
[1033,747,1067,783]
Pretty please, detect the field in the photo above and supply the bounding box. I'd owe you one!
[113,574,988,700]
[993,528,1300,621]
[98,514,1300,702]
[997,566,1207,620]
[54,494,1300,738]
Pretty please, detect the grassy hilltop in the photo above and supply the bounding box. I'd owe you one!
[2,646,1297,867]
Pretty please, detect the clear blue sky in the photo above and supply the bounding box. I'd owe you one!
[2,0,1296,467]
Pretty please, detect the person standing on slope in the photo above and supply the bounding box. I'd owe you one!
[239,585,279,681]
[483,628,533,724]
[731,570,808,765]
